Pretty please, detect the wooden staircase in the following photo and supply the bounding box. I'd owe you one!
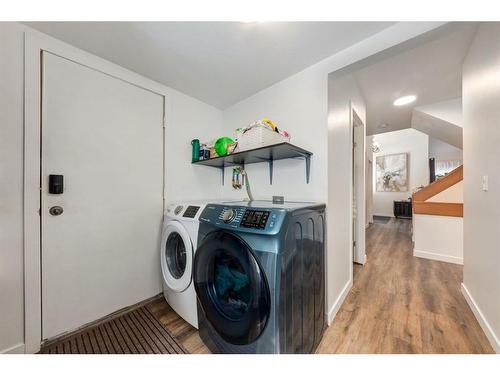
[412,165,463,217]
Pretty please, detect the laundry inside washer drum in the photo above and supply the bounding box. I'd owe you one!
[214,253,252,319]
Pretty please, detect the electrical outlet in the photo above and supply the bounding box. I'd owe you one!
[482,175,489,192]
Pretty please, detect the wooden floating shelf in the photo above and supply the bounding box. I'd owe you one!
[192,142,313,185]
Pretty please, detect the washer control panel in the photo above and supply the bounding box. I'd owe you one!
[202,204,285,234]
[240,210,270,229]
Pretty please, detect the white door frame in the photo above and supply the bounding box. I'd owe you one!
[366,158,374,227]
[350,105,366,265]
[23,28,169,353]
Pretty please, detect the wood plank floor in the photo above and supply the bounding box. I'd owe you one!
[316,219,493,353]
[147,298,210,354]
[149,218,493,354]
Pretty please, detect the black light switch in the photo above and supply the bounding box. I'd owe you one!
[49,175,64,194]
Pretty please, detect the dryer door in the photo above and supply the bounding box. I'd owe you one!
[161,221,193,293]
[194,231,271,345]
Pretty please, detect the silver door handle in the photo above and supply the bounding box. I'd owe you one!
[49,206,64,216]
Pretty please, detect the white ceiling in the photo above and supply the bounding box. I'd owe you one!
[24,22,394,109]
[411,98,463,149]
[411,109,463,149]
[415,98,462,127]
[348,23,477,135]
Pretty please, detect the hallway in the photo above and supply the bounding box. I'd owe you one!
[316,219,493,353]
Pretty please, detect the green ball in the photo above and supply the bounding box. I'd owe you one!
[214,137,234,157]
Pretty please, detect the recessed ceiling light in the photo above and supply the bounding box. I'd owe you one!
[393,95,417,106]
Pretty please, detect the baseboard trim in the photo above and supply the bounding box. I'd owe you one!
[461,283,500,353]
[413,249,463,265]
[0,343,25,354]
[373,213,394,218]
[327,279,353,325]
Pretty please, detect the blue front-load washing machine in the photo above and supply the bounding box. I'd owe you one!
[193,200,326,354]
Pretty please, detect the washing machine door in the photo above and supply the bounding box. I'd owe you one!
[161,221,193,293]
[194,231,271,346]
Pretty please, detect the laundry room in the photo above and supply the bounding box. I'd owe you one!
[2,19,335,357]
[2,2,500,374]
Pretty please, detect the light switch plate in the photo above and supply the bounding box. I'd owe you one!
[482,175,488,191]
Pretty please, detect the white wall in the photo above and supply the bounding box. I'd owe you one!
[221,63,328,202]
[328,73,366,300]
[429,136,463,177]
[415,98,463,127]
[165,90,224,201]
[429,136,462,161]
[372,128,429,217]
[219,23,444,321]
[429,136,462,163]
[413,214,463,264]
[0,22,223,353]
[462,23,500,353]
[0,22,26,354]
[427,180,463,203]
[413,180,464,265]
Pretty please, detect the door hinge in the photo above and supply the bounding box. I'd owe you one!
[353,241,356,247]
[162,116,166,128]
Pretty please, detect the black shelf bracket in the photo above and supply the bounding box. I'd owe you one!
[305,155,311,184]
[219,166,224,185]
[288,149,312,184]
[269,159,274,185]
[249,156,274,185]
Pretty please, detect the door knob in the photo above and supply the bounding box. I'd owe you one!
[49,206,64,216]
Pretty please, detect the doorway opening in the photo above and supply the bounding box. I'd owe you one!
[324,23,491,353]
[330,23,469,270]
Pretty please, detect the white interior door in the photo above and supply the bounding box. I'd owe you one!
[41,52,164,340]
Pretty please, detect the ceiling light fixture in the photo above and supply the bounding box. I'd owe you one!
[240,20,265,24]
[393,95,417,106]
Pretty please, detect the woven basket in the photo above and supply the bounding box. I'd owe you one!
[237,126,290,152]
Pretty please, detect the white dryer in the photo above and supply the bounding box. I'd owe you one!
[160,201,207,328]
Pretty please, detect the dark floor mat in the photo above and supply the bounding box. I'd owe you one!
[39,304,188,354]
[373,216,391,224]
